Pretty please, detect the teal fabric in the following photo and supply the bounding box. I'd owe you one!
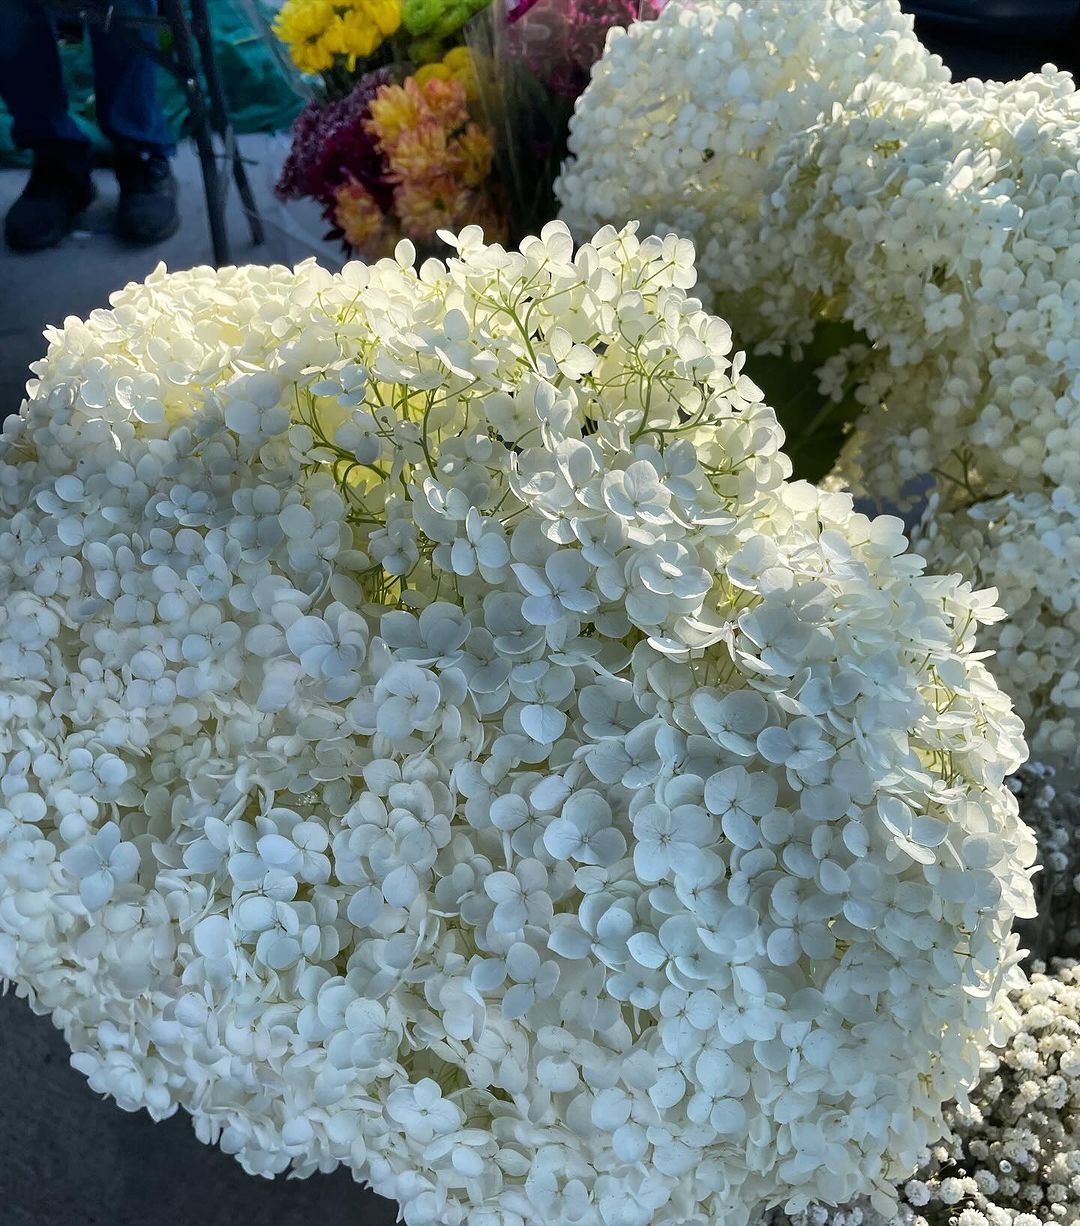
[0,0,305,166]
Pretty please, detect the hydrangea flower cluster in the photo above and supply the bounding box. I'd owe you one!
[762,70,1080,504]
[277,54,501,260]
[365,66,501,245]
[914,491,1080,767]
[0,223,1037,1225]
[558,0,1080,774]
[556,0,947,320]
[771,962,1080,1226]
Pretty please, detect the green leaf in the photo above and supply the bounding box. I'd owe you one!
[742,320,868,483]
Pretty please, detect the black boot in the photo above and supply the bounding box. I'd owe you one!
[4,145,95,253]
[115,149,179,245]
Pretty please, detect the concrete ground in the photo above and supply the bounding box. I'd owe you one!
[0,135,395,1226]
[0,134,344,416]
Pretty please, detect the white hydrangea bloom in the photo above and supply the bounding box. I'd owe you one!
[914,490,1080,766]
[770,963,1080,1226]
[764,70,1080,502]
[560,0,1080,774]
[0,223,1036,1225]
[557,0,947,339]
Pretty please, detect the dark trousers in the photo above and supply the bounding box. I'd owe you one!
[0,0,172,155]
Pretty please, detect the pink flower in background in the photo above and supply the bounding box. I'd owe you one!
[507,0,664,20]
[506,0,666,100]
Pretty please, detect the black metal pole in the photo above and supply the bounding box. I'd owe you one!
[159,0,230,264]
[187,0,263,246]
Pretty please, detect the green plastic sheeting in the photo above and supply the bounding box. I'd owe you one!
[0,0,305,167]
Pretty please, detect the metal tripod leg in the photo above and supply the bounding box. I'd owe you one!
[187,0,264,247]
[159,0,230,264]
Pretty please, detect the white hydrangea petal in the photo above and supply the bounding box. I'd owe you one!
[79,870,115,912]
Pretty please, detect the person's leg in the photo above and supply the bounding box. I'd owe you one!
[0,0,95,251]
[87,0,173,154]
[0,0,89,148]
[88,0,179,243]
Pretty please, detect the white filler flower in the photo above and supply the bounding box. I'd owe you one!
[0,223,1036,1225]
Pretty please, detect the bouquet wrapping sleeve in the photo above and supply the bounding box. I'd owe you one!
[465,0,663,241]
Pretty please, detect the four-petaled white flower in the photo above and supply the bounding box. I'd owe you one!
[386,1078,463,1143]
[484,859,553,933]
[60,822,141,910]
[543,790,626,866]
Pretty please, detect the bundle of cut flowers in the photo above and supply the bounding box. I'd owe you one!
[273,0,502,257]
[465,0,665,242]
[0,221,1039,1223]
[558,0,1080,777]
[272,0,486,82]
[275,47,504,258]
[272,0,401,84]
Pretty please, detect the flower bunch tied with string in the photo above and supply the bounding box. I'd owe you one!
[0,221,1037,1225]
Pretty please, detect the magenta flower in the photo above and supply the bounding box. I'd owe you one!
[506,0,666,100]
[276,70,395,210]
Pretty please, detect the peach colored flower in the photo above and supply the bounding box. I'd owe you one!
[393,175,473,239]
[385,121,456,183]
[365,79,427,151]
[418,77,468,134]
[333,179,399,258]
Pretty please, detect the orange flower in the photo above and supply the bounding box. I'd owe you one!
[367,77,471,158]
[386,121,455,183]
[394,175,473,240]
[333,179,398,258]
[418,77,468,134]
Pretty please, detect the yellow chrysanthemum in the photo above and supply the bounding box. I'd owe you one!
[413,61,450,88]
[366,79,427,150]
[367,76,451,150]
[366,0,401,36]
[453,122,494,188]
[415,46,479,103]
[273,0,402,75]
[319,15,353,60]
[272,0,337,74]
[442,46,471,72]
[337,10,385,63]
